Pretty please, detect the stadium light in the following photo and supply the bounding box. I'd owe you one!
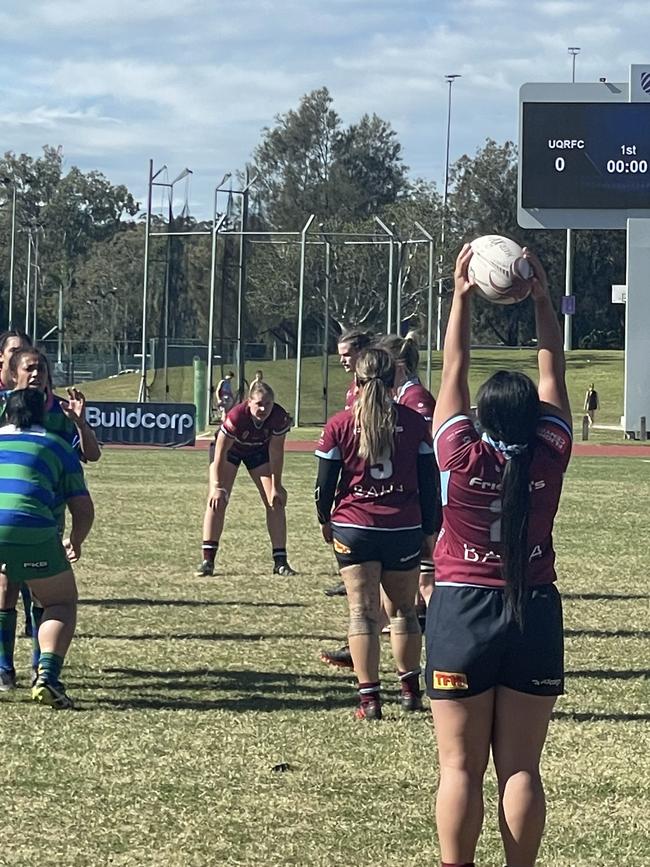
[564,48,581,352]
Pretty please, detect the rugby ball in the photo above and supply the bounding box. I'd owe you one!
[468,235,533,304]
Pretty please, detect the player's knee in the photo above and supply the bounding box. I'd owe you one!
[390,608,420,635]
[348,604,379,636]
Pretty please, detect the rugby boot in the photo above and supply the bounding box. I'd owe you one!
[400,691,424,713]
[195,559,214,577]
[319,645,353,669]
[324,581,347,597]
[354,700,382,721]
[273,563,297,576]
[31,676,74,710]
[0,668,17,692]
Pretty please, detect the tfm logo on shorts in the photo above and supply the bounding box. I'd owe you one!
[433,670,469,690]
[23,561,47,568]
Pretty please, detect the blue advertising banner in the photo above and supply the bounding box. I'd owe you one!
[85,401,196,446]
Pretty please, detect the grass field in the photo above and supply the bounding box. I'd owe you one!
[2,449,649,866]
[78,349,626,434]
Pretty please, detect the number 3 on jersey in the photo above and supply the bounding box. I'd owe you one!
[369,453,393,480]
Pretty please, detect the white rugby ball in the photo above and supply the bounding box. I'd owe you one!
[468,235,533,304]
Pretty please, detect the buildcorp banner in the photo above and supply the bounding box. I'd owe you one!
[85,402,196,446]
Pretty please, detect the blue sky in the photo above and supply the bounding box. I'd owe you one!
[1,0,648,217]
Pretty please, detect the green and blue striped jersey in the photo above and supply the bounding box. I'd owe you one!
[0,425,89,544]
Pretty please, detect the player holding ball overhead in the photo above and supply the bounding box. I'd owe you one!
[197,380,296,577]
[315,346,438,720]
[427,243,572,867]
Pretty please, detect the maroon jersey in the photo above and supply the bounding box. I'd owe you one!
[316,404,433,529]
[221,401,291,457]
[396,378,436,422]
[344,382,358,411]
[433,413,572,588]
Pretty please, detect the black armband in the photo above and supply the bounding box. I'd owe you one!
[315,457,341,525]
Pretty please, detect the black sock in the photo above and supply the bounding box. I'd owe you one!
[272,548,287,568]
[202,541,219,564]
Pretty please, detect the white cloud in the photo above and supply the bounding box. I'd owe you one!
[0,0,648,216]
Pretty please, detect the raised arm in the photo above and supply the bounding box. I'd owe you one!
[60,388,101,462]
[432,244,474,431]
[525,248,571,425]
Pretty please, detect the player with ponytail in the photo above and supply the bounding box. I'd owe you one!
[378,331,440,619]
[426,244,572,867]
[315,347,438,720]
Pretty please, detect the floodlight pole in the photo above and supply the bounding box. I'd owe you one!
[236,169,251,399]
[57,285,63,364]
[205,208,228,428]
[320,224,332,422]
[2,179,17,328]
[374,216,395,332]
[31,230,39,340]
[415,221,435,389]
[565,47,581,352]
[24,232,31,334]
[437,73,461,351]
[138,160,158,402]
[294,214,316,425]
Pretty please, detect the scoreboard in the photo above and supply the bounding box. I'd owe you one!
[517,80,650,229]
[521,102,650,210]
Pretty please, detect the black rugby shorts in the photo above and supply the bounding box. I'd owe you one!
[209,440,270,471]
[425,583,564,699]
[331,525,422,572]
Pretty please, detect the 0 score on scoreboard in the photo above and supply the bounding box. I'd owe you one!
[520,102,650,210]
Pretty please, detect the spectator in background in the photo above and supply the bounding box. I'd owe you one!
[215,371,236,419]
[583,383,599,426]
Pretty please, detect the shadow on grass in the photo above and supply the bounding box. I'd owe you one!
[76,631,343,642]
[79,597,306,609]
[566,669,649,680]
[78,666,356,712]
[553,711,650,722]
[565,629,650,639]
[84,694,354,712]
[563,592,650,601]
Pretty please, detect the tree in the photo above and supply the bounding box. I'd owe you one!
[0,146,138,339]
[246,89,413,343]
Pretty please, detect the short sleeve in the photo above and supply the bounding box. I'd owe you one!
[220,411,238,439]
[536,415,573,471]
[271,407,292,437]
[434,415,479,471]
[57,445,89,500]
[315,419,341,461]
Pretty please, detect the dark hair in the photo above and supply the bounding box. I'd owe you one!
[338,328,373,353]
[354,347,396,465]
[8,347,47,381]
[0,329,32,357]
[476,371,540,626]
[4,388,45,429]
